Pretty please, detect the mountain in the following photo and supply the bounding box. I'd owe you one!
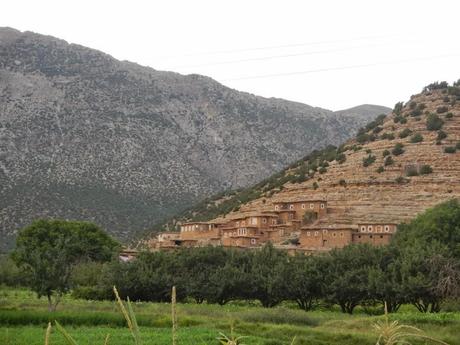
[158,82,460,236]
[0,27,389,251]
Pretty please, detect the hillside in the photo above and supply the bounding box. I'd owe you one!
[158,81,460,236]
[0,27,389,251]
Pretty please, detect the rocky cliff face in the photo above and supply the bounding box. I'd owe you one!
[0,27,389,251]
[201,84,460,231]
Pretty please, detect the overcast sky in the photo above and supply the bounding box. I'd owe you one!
[2,0,460,110]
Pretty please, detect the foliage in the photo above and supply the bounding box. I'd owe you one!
[419,165,433,175]
[437,130,448,141]
[382,150,390,157]
[444,146,456,154]
[11,219,119,311]
[398,129,412,139]
[384,156,394,166]
[392,143,405,156]
[377,166,384,173]
[437,106,449,114]
[426,114,444,131]
[393,102,404,115]
[409,133,423,143]
[381,133,395,140]
[363,154,377,167]
[423,81,449,92]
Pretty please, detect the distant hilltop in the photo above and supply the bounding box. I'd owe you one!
[149,81,460,252]
[0,27,389,251]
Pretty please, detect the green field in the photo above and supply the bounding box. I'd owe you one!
[1,287,459,345]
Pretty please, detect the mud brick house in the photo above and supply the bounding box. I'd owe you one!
[273,199,327,229]
[352,223,397,246]
[299,225,355,249]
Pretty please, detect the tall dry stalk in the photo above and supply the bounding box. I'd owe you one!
[45,322,52,345]
[373,303,449,345]
[172,286,178,345]
[113,286,141,345]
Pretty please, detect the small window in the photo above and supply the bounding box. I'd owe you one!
[361,226,366,232]
[380,235,383,239]
[301,204,306,209]
[370,235,373,239]
[332,232,337,237]
[358,235,361,239]
[340,232,344,237]
[368,226,373,232]
[275,205,279,210]
[251,217,257,225]
[310,203,314,209]
[280,229,285,236]
[262,218,267,224]
[320,203,325,209]
[314,231,319,236]
[236,221,240,226]
[289,213,294,219]
[272,219,276,225]
[289,204,294,210]
[251,238,256,245]
[323,229,328,234]
[384,226,390,232]
[306,231,311,237]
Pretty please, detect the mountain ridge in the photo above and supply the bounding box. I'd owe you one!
[0,27,389,251]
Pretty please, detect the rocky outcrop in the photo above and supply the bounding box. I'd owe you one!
[0,27,389,251]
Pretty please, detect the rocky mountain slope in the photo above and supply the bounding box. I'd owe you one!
[0,27,389,251]
[163,82,460,234]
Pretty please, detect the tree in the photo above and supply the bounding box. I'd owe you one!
[11,219,119,311]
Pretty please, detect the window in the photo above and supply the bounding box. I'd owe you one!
[368,226,373,232]
[370,235,373,239]
[289,204,294,210]
[358,235,361,238]
[377,225,382,232]
[384,226,390,232]
[310,203,314,209]
[306,231,311,237]
[323,229,328,234]
[236,221,239,226]
[251,238,256,245]
[361,226,366,232]
[301,204,306,209]
[380,235,383,239]
[275,205,279,210]
[320,203,325,209]
[314,231,319,236]
[262,218,267,224]
[340,232,344,237]
[289,213,294,219]
[332,232,337,237]
[280,229,285,236]
[251,217,257,225]
[272,219,276,225]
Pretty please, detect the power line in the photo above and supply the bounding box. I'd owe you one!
[221,53,460,81]
[154,33,406,60]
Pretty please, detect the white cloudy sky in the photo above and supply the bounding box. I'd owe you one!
[2,0,460,110]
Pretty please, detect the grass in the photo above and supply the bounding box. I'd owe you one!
[0,287,459,345]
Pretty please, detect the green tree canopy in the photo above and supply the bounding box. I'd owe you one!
[11,219,119,311]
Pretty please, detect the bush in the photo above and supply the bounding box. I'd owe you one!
[457,142,460,150]
[392,143,405,156]
[339,179,346,186]
[446,112,453,119]
[410,108,422,117]
[406,166,419,176]
[419,165,433,175]
[436,106,449,114]
[363,154,376,167]
[436,130,447,141]
[336,153,346,164]
[365,148,372,154]
[312,182,319,190]
[443,96,451,103]
[384,156,394,166]
[395,176,409,184]
[373,126,383,134]
[426,114,444,131]
[399,128,412,138]
[376,166,384,173]
[382,150,390,157]
[423,81,448,92]
[393,101,404,115]
[380,133,395,140]
[400,117,407,124]
[444,146,457,154]
[318,167,327,174]
[409,101,417,109]
[410,133,423,143]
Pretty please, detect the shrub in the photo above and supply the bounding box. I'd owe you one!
[426,113,444,131]
[365,148,372,154]
[444,146,457,154]
[373,126,383,134]
[410,108,422,117]
[339,179,347,186]
[419,165,433,175]
[376,166,384,173]
[406,166,419,176]
[392,143,404,156]
[363,154,376,167]
[395,176,409,184]
[380,133,395,140]
[457,142,460,150]
[393,102,404,115]
[384,156,394,166]
[399,128,412,138]
[410,133,423,143]
[436,106,449,114]
[382,149,390,157]
[336,153,346,164]
[443,96,451,102]
[436,130,447,141]
[318,167,327,174]
[423,81,448,92]
[446,112,453,119]
[409,101,417,109]
[400,117,407,124]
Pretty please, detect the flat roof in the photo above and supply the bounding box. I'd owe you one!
[273,199,327,204]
